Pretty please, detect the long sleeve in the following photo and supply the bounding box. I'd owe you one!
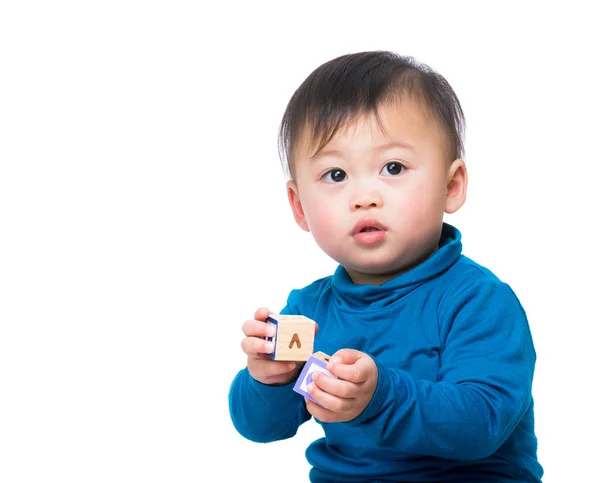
[348,277,536,460]
[228,368,311,442]
[228,293,315,443]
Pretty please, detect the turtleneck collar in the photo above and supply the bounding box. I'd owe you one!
[331,223,462,312]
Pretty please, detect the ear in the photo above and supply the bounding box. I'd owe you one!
[287,180,310,232]
[445,159,468,214]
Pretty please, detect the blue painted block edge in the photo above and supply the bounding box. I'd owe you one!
[265,316,279,360]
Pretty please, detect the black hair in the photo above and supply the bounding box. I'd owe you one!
[278,50,465,179]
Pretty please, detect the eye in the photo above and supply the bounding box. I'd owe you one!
[380,161,405,177]
[322,168,348,183]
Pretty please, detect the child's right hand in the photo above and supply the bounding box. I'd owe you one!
[241,307,302,385]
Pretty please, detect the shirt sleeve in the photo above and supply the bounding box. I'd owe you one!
[228,368,311,443]
[228,290,312,443]
[348,277,536,460]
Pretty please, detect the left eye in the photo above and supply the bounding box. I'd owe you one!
[380,161,405,176]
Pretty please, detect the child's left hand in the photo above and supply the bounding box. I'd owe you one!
[305,349,378,423]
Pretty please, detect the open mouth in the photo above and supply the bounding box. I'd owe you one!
[353,219,386,234]
[353,221,386,245]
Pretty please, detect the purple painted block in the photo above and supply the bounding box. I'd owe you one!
[293,352,336,404]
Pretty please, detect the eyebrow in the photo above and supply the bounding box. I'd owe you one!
[374,141,415,152]
[310,140,414,160]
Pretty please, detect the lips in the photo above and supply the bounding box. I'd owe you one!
[352,219,387,245]
[352,219,386,235]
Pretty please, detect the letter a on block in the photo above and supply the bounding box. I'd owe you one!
[289,333,301,349]
[266,313,315,361]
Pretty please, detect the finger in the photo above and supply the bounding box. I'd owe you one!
[305,398,336,423]
[328,355,370,383]
[253,307,271,321]
[240,336,275,356]
[329,348,362,366]
[242,318,277,338]
[311,371,355,399]
[306,380,352,413]
[306,374,354,412]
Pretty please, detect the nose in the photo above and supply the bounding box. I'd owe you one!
[351,193,383,211]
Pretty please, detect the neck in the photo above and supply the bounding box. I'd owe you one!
[345,244,439,286]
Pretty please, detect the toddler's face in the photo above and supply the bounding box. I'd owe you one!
[287,99,465,285]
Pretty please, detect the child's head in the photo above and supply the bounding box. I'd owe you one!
[279,51,468,285]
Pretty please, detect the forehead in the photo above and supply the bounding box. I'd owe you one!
[294,98,450,162]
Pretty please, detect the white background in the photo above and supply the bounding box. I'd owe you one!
[1,1,598,482]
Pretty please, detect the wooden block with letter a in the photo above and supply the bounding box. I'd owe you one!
[264,313,316,361]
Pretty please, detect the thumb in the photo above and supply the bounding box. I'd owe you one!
[329,348,362,366]
[328,349,370,383]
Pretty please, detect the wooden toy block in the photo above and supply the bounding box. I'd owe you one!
[293,351,338,404]
[265,313,316,361]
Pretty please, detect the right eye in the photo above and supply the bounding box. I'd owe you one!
[322,169,347,183]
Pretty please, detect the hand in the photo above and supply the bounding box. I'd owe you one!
[241,307,302,385]
[305,349,378,423]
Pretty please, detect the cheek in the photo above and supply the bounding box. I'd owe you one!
[304,199,337,234]
[397,179,446,223]
[301,190,346,237]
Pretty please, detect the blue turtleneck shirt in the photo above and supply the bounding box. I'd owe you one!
[228,224,543,482]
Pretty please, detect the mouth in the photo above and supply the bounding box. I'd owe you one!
[352,220,387,235]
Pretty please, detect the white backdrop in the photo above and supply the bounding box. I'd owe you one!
[1,1,598,482]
